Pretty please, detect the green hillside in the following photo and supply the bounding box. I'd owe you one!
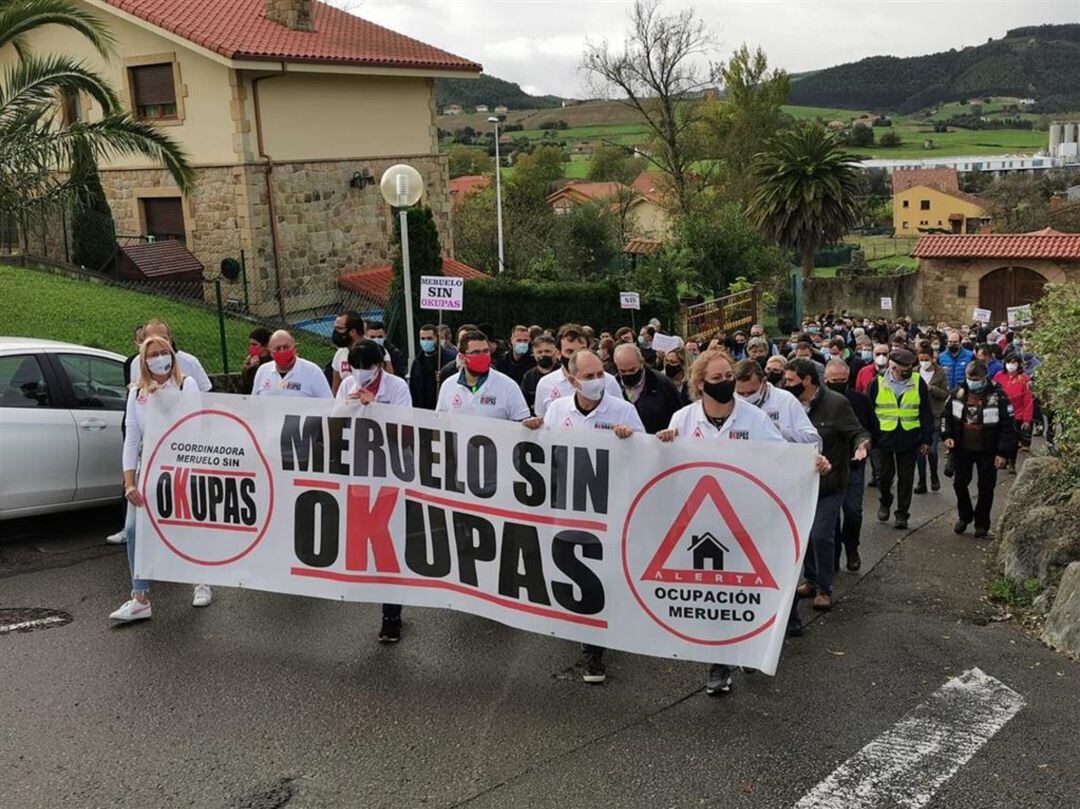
[435,74,563,112]
[789,24,1080,113]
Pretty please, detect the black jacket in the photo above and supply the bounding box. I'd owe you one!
[627,368,685,435]
[384,341,407,377]
[409,346,456,410]
[495,350,536,385]
[522,366,558,414]
[838,384,876,467]
[866,374,935,453]
[941,381,1018,459]
[807,387,872,497]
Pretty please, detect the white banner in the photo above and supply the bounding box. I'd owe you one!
[1006,304,1033,328]
[880,296,893,311]
[135,394,819,674]
[620,291,641,310]
[419,276,464,311]
[972,307,992,324]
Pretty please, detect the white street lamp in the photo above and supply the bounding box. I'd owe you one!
[488,115,505,274]
[380,164,424,364]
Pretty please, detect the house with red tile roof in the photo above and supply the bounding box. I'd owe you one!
[9,0,479,314]
[448,175,491,205]
[545,174,672,240]
[892,168,990,235]
[912,228,1079,323]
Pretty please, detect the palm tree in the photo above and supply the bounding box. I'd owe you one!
[0,0,194,214]
[746,122,859,280]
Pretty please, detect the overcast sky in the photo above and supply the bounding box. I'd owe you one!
[341,0,1078,98]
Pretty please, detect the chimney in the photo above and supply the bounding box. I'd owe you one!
[265,0,314,32]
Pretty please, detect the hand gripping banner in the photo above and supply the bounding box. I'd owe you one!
[135,393,819,674]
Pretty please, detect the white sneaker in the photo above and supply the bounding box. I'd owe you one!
[105,530,127,544]
[192,584,212,607]
[110,599,151,622]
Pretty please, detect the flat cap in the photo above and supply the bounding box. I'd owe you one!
[889,348,916,366]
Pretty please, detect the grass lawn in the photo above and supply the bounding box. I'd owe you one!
[783,104,870,121]
[0,264,334,375]
[516,122,647,144]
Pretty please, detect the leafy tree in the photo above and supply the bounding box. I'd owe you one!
[0,0,194,216]
[551,202,620,278]
[70,140,116,272]
[699,44,790,202]
[508,145,566,200]
[849,123,874,147]
[878,130,903,147]
[447,145,492,178]
[746,122,860,280]
[582,0,712,212]
[587,143,646,185]
[385,206,442,351]
[1030,283,1080,480]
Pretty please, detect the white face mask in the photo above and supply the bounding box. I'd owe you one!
[146,355,173,376]
[1005,362,1019,373]
[351,367,378,388]
[919,360,933,371]
[576,377,607,401]
[736,385,766,408]
[874,354,888,368]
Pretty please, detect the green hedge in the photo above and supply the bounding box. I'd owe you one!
[440,277,677,335]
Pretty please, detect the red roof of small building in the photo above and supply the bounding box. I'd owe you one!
[913,230,1080,260]
[630,172,669,203]
[547,181,630,205]
[119,240,203,278]
[99,0,480,72]
[449,175,490,204]
[623,239,663,255]
[338,257,487,304]
[892,168,960,195]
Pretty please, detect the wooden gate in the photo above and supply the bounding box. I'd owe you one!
[684,287,758,340]
[978,266,1047,323]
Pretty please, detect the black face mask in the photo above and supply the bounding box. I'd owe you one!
[331,330,350,348]
[620,368,644,387]
[947,345,960,355]
[702,379,735,404]
[559,355,571,369]
[765,370,784,386]
[537,355,555,370]
[664,364,682,378]
[785,382,805,399]
[826,381,848,395]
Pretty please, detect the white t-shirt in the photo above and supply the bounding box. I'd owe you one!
[130,350,212,392]
[533,368,622,418]
[757,383,821,448]
[332,345,394,380]
[543,392,646,434]
[436,368,530,421]
[667,398,783,443]
[252,357,333,399]
[122,376,200,470]
[335,370,412,406]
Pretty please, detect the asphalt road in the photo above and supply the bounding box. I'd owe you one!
[2,458,1078,809]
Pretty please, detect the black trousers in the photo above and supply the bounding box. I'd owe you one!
[952,449,998,530]
[383,604,402,620]
[879,449,918,520]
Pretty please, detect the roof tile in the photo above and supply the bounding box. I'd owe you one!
[913,232,1080,260]
[338,257,487,304]
[892,168,960,195]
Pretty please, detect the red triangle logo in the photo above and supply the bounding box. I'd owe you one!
[562,416,574,429]
[641,475,778,589]
[692,426,704,440]
[451,394,463,408]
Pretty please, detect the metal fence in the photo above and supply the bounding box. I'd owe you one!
[684,287,759,341]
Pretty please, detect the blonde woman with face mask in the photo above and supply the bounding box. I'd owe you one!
[110,335,209,623]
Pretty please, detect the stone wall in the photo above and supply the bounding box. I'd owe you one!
[805,271,919,318]
[913,257,1074,323]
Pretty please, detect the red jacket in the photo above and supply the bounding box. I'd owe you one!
[855,362,880,394]
[993,371,1033,424]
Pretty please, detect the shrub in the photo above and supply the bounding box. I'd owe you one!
[878,131,903,147]
[1031,284,1080,479]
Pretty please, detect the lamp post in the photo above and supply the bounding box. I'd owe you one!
[380,164,424,364]
[488,115,505,274]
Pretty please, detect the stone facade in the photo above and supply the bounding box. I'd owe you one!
[913,257,1074,323]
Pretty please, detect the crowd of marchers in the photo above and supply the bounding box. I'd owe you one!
[104,307,1043,699]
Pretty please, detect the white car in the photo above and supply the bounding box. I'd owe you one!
[0,338,129,520]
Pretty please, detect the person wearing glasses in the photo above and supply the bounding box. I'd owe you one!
[436,329,530,421]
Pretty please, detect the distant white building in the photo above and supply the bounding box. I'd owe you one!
[859,154,1073,178]
[493,105,508,114]
[1018,98,1037,108]
[475,104,489,113]
[443,104,463,116]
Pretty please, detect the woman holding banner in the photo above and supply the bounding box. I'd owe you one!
[110,335,207,623]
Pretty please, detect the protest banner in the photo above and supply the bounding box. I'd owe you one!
[135,395,819,674]
[420,276,464,311]
[650,333,682,355]
[972,308,992,325]
[619,292,641,310]
[880,297,893,311]
[1006,304,1033,328]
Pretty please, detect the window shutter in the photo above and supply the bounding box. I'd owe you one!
[130,64,176,107]
[143,198,186,242]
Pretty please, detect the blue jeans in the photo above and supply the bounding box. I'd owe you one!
[804,492,845,595]
[916,432,941,482]
[124,498,150,595]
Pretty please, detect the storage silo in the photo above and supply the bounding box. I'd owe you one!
[1049,121,1063,153]
[1063,122,1078,151]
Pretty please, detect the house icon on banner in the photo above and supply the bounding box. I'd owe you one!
[688,532,729,571]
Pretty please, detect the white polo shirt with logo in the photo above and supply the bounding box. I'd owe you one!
[543,391,645,434]
[668,397,783,442]
[335,370,412,406]
[533,368,623,419]
[252,357,333,399]
[758,383,822,448]
[436,368,530,421]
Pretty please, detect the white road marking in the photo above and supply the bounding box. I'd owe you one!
[794,668,1025,809]
[0,616,68,634]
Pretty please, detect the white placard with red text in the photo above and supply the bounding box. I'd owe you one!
[136,394,818,674]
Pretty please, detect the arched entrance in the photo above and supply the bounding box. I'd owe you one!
[978,266,1047,323]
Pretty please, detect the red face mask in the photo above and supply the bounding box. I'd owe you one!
[464,353,491,374]
[271,347,296,368]
[248,344,263,357]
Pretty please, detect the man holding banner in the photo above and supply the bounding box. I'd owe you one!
[436,329,530,421]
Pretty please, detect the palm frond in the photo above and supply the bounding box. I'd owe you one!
[0,53,119,120]
[0,0,115,60]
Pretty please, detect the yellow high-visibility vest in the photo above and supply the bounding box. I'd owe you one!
[875,378,920,432]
